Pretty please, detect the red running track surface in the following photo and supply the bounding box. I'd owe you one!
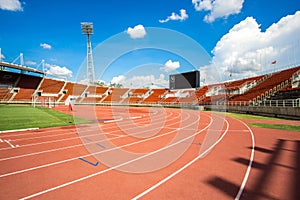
[0,105,299,200]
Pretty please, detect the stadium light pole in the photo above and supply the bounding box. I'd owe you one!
[81,22,95,85]
[20,53,24,66]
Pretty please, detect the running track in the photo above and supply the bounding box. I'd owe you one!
[0,105,299,199]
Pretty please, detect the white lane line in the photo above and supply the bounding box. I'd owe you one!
[0,108,164,139]
[0,126,82,138]
[9,131,79,142]
[128,116,142,120]
[0,128,39,134]
[15,109,169,140]
[0,138,3,143]
[103,118,123,123]
[0,112,175,151]
[0,111,197,177]
[19,112,210,200]
[4,114,157,141]
[0,126,170,162]
[234,119,255,200]
[0,112,180,161]
[4,140,15,148]
[132,117,229,200]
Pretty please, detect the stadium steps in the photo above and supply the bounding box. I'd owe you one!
[98,87,111,103]
[57,81,68,102]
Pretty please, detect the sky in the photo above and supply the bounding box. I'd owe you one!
[0,0,300,87]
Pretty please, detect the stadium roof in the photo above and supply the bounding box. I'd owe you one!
[0,61,45,75]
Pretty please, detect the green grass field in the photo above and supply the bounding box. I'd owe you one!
[249,123,300,132]
[221,112,279,120]
[0,105,90,131]
[216,112,300,132]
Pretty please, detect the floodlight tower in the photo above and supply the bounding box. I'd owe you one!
[81,22,95,84]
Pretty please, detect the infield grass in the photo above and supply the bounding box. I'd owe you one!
[215,111,299,132]
[0,105,90,131]
[222,112,279,120]
[249,123,300,132]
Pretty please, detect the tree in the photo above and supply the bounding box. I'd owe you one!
[95,81,105,86]
[110,83,123,88]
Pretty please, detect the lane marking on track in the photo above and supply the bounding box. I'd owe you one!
[0,111,175,151]
[0,110,178,161]
[4,140,15,148]
[0,112,181,161]
[126,116,142,120]
[0,128,39,134]
[0,109,168,141]
[19,112,210,200]
[78,158,99,167]
[0,116,164,151]
[132,117,229,200]
[182,141,202,146]
[234,118,255,200]
[0,111,196,177]
[103,118,123,123]
[0,138,3,142]
[95,143,106,149]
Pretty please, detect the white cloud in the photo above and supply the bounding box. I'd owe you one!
[40,43,52,49]
[192,0,212,11]
[44,63,72,78]
[110,74,168,88]
[111,75,126,84]
[0,0,23,11]
[159,9,189,23]
[192,0,244,23]
[26,61,37,66]
[160,60,180,72]
[126,24,147,39]
[208,11,300,81]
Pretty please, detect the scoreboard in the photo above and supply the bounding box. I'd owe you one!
[169,71,200,90]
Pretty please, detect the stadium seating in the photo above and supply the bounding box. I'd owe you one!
[102,88,129,103]
[1,65,299,106]
[229,66,300,102]
[0,71,20,85]
[59,82,87,102]
[39,78,65,94]
[142,88,167,104]
[80,85,109,103]
[122,88,149,104]
[194,86,208,99]
[12,74,42,101]
[0,88,10,100]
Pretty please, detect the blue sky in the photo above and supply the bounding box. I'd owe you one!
[0,0,300,87]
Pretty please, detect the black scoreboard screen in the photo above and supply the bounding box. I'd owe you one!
[169,71,200,90]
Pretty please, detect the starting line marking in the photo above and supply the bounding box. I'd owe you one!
[96,143,106,149]
[4,140,15,148]
[78,158,99,167]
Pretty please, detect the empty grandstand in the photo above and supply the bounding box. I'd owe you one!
[1,61,299,118]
